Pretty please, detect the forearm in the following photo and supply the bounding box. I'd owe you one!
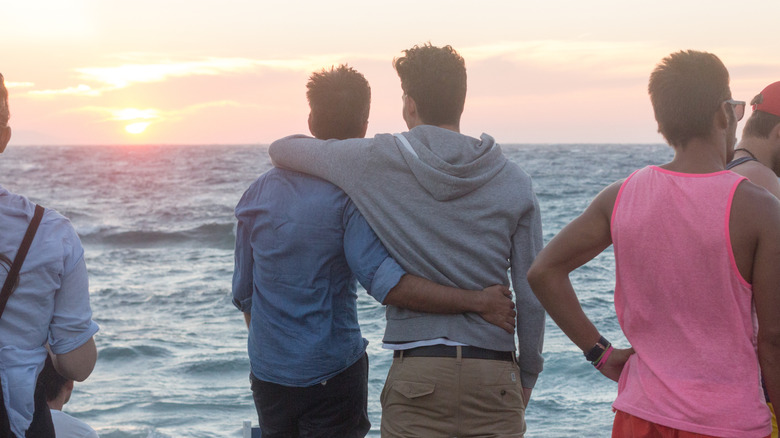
[528,269,600,352]
[268,135,362,188]
[759,335,780,406]
[383,274,485,314]
[269,135,326,175]
[243,312,251,329]
[52,337,97,382]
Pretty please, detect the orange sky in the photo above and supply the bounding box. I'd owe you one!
[4,1,779,145]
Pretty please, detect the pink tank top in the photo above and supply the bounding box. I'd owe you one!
[611,166,770,437]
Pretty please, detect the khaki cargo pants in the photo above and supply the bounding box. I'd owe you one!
[380,350,526,437]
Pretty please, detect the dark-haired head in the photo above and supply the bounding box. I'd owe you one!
[393,43,466,127]
[39,355,70,403]
[306,65,370,140]
[648,50,731,148]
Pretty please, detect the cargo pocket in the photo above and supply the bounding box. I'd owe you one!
[393,381,435,399]
[381,379,435,409]
[381,380,442,434]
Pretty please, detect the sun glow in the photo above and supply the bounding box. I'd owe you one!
[125,122,150,134]
[114,108,159,121]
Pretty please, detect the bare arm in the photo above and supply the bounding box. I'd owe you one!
[51,337,97,382]
[243,312,251,329]
[384,275,516,334]
[741,188,780,406]
[527,181,633,381]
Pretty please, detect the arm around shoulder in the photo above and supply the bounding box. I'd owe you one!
[268,135,373,189]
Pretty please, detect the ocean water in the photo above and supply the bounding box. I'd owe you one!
[0,143,674,437]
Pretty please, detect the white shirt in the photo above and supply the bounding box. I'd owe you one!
[50,410,99,438]
[0,185,99,437]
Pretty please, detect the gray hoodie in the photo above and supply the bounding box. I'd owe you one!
[269,125,544,387]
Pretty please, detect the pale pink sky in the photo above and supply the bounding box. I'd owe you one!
[4,1,779,145]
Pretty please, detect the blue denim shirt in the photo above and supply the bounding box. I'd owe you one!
[0,185,99,437]
[232,168,405,386]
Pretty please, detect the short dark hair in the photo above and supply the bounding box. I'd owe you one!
[393,43,466,126]
[39,355,69,402]
[648,50,731,148]
[742,93,780,139]
[0,73,9,127]
[306,65,370,140]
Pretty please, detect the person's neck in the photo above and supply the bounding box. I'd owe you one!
[435,123,460,133]
[47,398,64,411]
[661,136,729,174]
[735,138,780,175]
[407,120,460,133]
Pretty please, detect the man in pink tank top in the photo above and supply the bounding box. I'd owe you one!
[528,50,780,437]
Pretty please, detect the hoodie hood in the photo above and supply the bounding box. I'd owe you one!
[394,125,507,201]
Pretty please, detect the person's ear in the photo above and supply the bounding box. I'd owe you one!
[403,95,421,129]
[714,101,729,130]
[770,122,780,143]
[404,95,417,118]
[307,112,318,138]
[0,126,11,154]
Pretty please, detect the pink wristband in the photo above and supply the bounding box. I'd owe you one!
[595,346,614,370]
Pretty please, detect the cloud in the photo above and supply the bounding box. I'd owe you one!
[112,108,160,121]
[74,54,361,90]
[19,53,366,98]
[71,100,249,126]
[461,40,659,76]
[29,84,100,97]
[6,82,36,89]
[76,58,262,88]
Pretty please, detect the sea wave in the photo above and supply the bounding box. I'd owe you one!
[99,345,173,361]
[79,222,236,249]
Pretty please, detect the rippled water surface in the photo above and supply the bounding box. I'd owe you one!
[0,143,673,437]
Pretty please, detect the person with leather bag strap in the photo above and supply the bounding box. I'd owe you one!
[0,73,99,438]
[0,205,55,438]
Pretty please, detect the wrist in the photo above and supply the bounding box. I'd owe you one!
[584,335,611,365]
[594,346,614,370]
[472,289,487,314]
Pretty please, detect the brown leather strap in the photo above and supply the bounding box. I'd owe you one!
[0,204,45,319]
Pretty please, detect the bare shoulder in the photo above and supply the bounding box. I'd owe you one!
[731,162,780,198]
[732,179,780,230]
[589,179,625,218]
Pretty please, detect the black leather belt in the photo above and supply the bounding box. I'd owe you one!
[393,345,514,362]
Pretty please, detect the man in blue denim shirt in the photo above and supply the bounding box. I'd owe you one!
[233,65,515,437]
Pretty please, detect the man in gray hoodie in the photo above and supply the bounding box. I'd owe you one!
[269,43,544,437]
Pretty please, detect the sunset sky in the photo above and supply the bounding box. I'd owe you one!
[4,1,779,146]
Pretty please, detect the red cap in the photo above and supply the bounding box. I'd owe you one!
[752,81,780,117]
